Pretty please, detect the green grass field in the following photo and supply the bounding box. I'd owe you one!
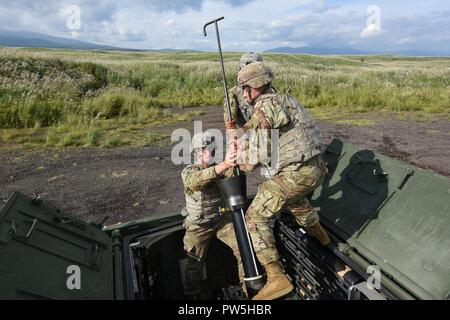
[0,47,449,150]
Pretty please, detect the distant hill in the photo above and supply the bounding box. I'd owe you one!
[388,49,450,57]
[2,30,448,56]
[265,46,450,57]
[265,46,370,55]
[158,48,201,52]
[0,30,204,52]
[0,30,129,50]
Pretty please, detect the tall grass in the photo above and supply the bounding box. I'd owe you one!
[0,47,449,149]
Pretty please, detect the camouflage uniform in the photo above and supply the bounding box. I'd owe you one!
[181,164,243,294]
[238,63,329,266]
[246,157,327,264]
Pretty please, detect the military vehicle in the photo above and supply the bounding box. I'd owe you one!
[1,138,449,300]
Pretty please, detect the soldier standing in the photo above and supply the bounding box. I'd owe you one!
[181,132,243,298]
[235,62,331,300]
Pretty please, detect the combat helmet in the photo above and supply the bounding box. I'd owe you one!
[237,62,273,89]
[239,52,263,70]
[191,131,216,154]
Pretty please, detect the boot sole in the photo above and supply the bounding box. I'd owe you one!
[252,284,294,300]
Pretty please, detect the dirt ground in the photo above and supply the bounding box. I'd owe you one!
[1,106,449,225]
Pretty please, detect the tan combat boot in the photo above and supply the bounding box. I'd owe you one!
[252,262,294,300]
[305,222,331,246]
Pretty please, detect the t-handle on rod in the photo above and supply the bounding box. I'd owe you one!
[203,16,231,121]
[203,16,240,176]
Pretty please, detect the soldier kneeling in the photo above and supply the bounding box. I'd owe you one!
[181,132,243,299]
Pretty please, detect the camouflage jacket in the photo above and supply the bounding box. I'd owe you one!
[243,88,325,177]
[181,164,224,226]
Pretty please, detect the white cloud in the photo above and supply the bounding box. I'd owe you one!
[360,23,382,38]
[0,0,449,53]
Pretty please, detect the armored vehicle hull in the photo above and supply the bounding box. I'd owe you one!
[1,139,449,300]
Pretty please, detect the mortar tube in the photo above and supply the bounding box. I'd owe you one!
[230,208,265,297]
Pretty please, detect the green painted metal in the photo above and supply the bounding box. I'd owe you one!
[312,139,450,300]
[103,212,183,237]
[1,138,448,300]
[0,192,114,299]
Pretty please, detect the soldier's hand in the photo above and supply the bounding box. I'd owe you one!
[215,139,238,175]
[225,150,237,168]
[225,120,236,129]
[224,139,237,168]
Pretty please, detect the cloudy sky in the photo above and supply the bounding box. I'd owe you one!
[0,0,449,53]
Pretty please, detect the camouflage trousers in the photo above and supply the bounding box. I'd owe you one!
[183,217,243,294]
[246,155,327,265]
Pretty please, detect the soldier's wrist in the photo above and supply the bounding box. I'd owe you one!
[215,162,230,175]
[222,161,232,170]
